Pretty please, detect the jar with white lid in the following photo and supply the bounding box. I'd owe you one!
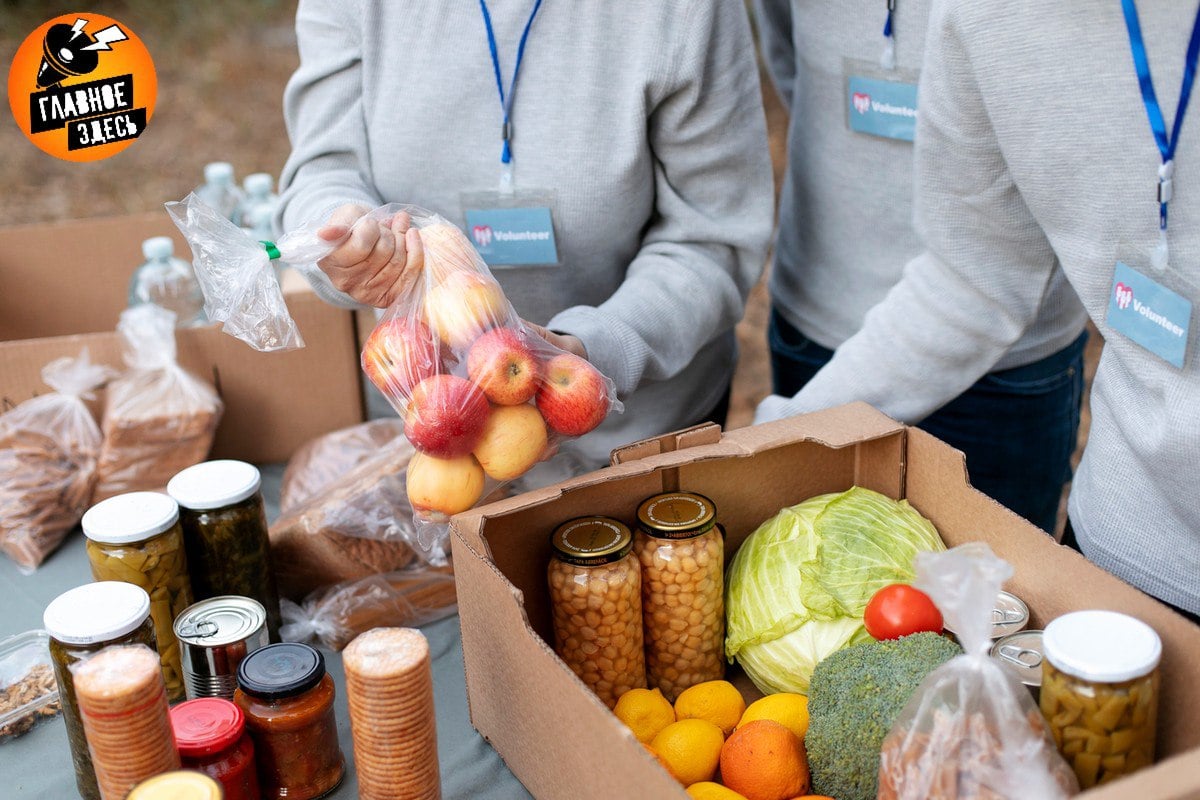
[82,491,192,701]
[168,460,281,640]
[1041,610,1162,789]
[44,582,156,800]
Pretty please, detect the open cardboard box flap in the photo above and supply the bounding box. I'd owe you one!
[452,403,1200,800]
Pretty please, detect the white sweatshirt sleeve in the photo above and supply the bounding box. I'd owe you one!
[547,2,774,397]
[275,0,381,309]
[757,0,1063,425]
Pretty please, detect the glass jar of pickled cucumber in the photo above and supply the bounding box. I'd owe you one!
[634,491,724,701]
[547,516,646,709]
[82,491,193,702]
[43,582,156,800]
[168,460,282,640]
[1041,610,1162,789]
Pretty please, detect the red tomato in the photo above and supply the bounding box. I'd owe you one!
[864,584,944,640]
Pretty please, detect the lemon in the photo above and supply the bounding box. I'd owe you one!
[736,692,810,740]
[674,680,747,736]
[686,782,749,800]
[614,687,676,743]
[650,719,725,786]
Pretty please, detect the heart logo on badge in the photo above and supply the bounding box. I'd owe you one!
[852,92,871,114]
[471,224,493,248]
[1114,281,1134,310]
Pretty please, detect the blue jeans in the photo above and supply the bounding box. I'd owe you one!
[769,308,1087,534]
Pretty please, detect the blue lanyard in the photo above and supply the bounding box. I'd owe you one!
[1120,0,1200,232]
[479,0,543,166]
[881,0,896,70]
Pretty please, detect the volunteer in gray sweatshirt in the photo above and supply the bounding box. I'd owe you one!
[754,0,1089,533]
[275,0,773,467]
[758,0,1200,617]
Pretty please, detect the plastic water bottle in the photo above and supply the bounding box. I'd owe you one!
[240,172,278,241]
[127,237,207,327]
[196,162,244,224]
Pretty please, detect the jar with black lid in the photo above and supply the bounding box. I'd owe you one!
[234,642,344,799]
[168,460,281,640]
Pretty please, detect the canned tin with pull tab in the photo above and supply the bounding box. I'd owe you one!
[991,629,1044,698]
[174,596,268,701]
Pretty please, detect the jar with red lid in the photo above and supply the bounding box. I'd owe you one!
[170,697,260,800]
[234,643,344,800]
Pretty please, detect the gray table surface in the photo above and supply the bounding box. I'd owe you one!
[0,464,533,799]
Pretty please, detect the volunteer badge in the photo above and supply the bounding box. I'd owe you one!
[8,13,156,162]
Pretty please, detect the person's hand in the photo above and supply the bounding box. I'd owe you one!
[523,320,587,360]
[753,393,799,425]
[316,205,425,308]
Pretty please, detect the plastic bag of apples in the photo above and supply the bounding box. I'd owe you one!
[360,211,622,522]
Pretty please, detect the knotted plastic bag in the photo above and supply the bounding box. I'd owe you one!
[0,350,113,572]
[93,305,223,502]
[878,543,1079,799]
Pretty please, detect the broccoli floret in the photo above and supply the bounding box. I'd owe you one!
[805,632,961,800]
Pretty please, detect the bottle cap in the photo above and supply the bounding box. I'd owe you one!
[83,492,179,544]
[168,460,262,510]
[1043,610,1162,683]
[44,582,151,645]
[141,236,174,261]
[127,771,223,800]
[204,161,234,186]
[170,698,245,757]
[636,492,717,539]
[237,643,325,700]
[243,172,273,196]
[550,517,632,566]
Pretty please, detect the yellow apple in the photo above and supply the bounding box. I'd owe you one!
[473,403,549,481]
[423,271,510,350]
[419,222,478,284]
[406,451,486,518]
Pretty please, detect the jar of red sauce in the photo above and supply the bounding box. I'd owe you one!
[234,643,344,800]
[170,697,260,800]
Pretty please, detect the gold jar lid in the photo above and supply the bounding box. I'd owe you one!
[550,517,633,566]
[637,492,716,539]
[127,771,223,800]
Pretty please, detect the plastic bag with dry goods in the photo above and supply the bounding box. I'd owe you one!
[0,350,112,572]
[279,566,457,651]
[93,304,223,502]
[878,543,1079,800]
[279,419,405,513]
[270,437,423,598]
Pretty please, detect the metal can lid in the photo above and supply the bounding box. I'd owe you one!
[237,643,325,700]
[168,460,262,511]
[175,596,267,646]
[991,630,1045,686]
[43,582,151,645]
[82,492,179,544]
[636,492,716,539]
[991,591,1030,637]
[1044,610,1162,683]
[170,698,245,757]
[550,517,632,566]
[127,771,223,800]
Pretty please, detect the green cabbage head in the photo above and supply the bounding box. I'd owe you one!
[725,487,945,694]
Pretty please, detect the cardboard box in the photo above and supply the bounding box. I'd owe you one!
[453,403,1200,799]
[0,212,366,463]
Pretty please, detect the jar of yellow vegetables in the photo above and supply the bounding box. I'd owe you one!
[1041,610,1161,789]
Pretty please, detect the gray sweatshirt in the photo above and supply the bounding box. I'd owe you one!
[277,0,774,465]
[762,0,1200,613]
[756,0,1086,364]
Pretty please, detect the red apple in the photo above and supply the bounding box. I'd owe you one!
[535,354,610,436]
[423,271,509,349]
[361,317,440,401]
[406,451,485,518]
[404,374,490,457]
[473,403,549,480]
[466,328,541,405]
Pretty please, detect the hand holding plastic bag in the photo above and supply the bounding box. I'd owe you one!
[0,350,113,572]
[878,543,1078,799]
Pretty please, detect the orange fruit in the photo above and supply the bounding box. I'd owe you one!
[674,680,747,736]
[737,693,809,740]
[720,719,810,800]
[687,783,750,800]
[650,719,725,786]
[615,687,676,743]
